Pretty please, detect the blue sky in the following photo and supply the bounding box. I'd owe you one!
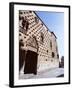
[36,11,64,58]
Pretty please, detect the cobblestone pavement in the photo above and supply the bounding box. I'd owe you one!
[19,68,64,79]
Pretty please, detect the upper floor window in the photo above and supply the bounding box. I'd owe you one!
[40,32,44,43]
[47,50,48,53]
[50,41,52,49]
[22,17,29,31]
[52,52,55,58]
[35,17,39,23]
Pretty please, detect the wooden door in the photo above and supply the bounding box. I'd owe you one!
[24,50,38,74]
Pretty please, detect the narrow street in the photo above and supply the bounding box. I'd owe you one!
[19,68,64,79]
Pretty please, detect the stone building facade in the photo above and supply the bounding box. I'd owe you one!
[19,10,59,74]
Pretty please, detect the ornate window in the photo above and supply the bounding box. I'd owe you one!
[50,41,52,49]
[22,17,26,28]
[52,52,55,58]
[25,21,29,30]
[22,17,29,31]
[27,36,38,49]
[35,17,39,23]
[40,32,44,43]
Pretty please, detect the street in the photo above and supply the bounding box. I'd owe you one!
[19,68,64,79]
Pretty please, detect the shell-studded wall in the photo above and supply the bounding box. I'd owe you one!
[19,10,59,72]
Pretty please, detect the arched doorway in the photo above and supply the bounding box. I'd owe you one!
[24,36,38,75]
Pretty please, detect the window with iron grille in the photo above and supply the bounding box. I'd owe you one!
[50,41,52,49]
[52,52,55,58]
[35,17,39,23]
[40,32,44,43]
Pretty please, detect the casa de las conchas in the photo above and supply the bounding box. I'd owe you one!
[19,10,59,75]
